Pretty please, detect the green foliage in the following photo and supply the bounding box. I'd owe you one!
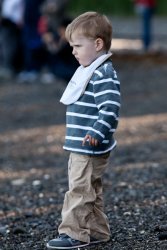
[69,0,167,16]
[156,0,167,15]
[69,0,133,16]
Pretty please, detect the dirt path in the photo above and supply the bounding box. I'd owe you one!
[0,53,167,249]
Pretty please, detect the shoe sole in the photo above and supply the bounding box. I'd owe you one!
[46,238,109,249]
[46,242,89,249]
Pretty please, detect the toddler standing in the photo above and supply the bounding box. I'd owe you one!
[47,11,121,249]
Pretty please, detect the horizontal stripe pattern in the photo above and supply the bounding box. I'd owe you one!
[67,112,98,119]
[94,89,120,97]
[90,78,120,85]
[64,60,121,155]
[63,140,117,155]
[94,69,103,77]
[97,100,121,109]
[75,101,97,108]
[65,136,109,144]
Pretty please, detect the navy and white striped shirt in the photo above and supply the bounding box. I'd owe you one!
[63,59,121,155]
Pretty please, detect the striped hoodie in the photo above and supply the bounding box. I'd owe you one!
[63,59,121,155]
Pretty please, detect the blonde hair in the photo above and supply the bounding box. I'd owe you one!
[65,11,112,52]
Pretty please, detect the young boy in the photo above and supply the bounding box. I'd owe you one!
[47,11,121,249]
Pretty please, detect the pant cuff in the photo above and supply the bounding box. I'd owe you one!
[59,229,90,243]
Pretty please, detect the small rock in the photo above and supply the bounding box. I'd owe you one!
[32,180,41,186]
[0,226,9,236]
[39,193,44,198]
[140,230,145,234]
[118,182,128,187]
[11,179,25,186]
[44,174,50,180]
[49,197,54,203]
[123,211,131,216]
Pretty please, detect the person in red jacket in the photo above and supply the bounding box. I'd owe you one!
[134,0,156,50]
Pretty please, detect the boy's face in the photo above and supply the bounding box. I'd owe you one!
[69,31,104,67]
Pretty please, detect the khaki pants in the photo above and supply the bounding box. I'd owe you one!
[58,152,111,243]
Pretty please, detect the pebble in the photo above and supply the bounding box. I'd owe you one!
[44,174,50,180]
[1,56,167,249]
[11,179,25,186]
[0,226,9,236]
[32,180,41,186]
[140,230,145,235]
[123,211,132,216]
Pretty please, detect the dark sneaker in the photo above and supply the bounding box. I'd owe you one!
[46,234,89,249]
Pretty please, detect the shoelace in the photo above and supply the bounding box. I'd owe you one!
[59,234,69,239]
[71,238,80,243]
[59,234,84,244]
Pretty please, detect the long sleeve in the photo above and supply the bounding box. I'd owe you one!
[86,65,121,143]
[64,60,121,155]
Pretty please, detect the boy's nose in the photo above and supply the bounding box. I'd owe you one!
[72,48,76,55]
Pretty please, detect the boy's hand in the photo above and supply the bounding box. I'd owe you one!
[82,134,99,147]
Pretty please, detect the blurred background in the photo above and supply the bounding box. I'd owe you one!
[69,0,167,52]
[69,0,167,15]
[0,0,166,82]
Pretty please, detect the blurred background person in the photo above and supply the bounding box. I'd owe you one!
[39,16,79,82]
[18,0,73,83]
[0,0,24,78]
[41,0,70,32]
[17,0,47,83]
[133,0,157,51]
[39,0,77,82]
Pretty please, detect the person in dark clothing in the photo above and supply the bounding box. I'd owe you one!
[18,0,47,82]
[40,17,79,81]
[0,0,24,76]
[41,0,70,31]
[134,0,156,50]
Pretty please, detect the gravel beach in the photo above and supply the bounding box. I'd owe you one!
[0,52,167,250]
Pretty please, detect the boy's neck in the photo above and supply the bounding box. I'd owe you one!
[89,51,108,66]
[96,50,107,58]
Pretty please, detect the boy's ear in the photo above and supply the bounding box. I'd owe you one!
[95,38,104,51]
